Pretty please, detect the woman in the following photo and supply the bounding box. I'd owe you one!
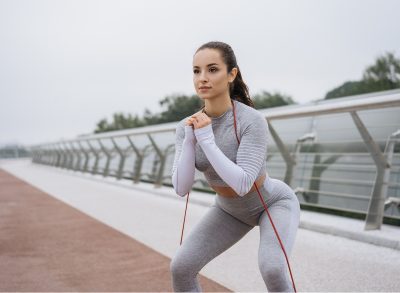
[170,41,301,292]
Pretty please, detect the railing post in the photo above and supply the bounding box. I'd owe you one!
[54,145,60,166]
[69,142,81,171]
[59,143,68,168]
[127,136,144,184]
[64,142,75,170]
[87,141,100,175]
[350,111,391,230]
[382,130,400,215]
[78,141,89,173]
[293,132,316,199]
[267,119,296,185]
[111,137,126,180]
[147,133,165,188]
[51,144,57,166]
[98,139,112,177]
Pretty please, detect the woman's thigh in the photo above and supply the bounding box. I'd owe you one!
[172,204,254,272]
[258,196,300,264]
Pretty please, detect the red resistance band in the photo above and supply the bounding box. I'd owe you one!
[178,100,297,292]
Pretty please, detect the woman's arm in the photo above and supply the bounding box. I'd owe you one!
[171,123,197,196]
[194,114,268,197]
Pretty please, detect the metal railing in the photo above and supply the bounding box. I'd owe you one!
[259,90,400,230]
[30,89,400,230]
[0,145,31,159]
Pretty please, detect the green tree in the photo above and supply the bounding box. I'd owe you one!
[94,118,109,133]
[363,52,400,84]
[252,91,295,109]
[94,112,145,133]
[93,90,295,133]
[93,94,200,133]
[325,51,400,99]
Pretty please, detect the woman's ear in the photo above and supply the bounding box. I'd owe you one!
[229,67,238,83]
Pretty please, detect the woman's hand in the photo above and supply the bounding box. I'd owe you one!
[185,110,201,126]
[185,110,212,130]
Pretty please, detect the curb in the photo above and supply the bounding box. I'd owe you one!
[299,221,400,251]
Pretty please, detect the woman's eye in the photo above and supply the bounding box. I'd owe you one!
[193,68,218,74]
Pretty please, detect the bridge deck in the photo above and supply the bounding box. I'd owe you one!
[1,159,400,292]
[0,168,229,292]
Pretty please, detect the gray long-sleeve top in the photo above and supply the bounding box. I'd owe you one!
[171,99,269,197]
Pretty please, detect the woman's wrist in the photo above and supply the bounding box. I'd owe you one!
[184,125,196,144]
[194,124,214,143]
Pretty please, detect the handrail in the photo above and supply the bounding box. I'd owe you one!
[29,89,400,230]
[30,89,400,147]
[261,90,400,120]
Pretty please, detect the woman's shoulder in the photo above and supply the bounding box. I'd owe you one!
[235,101,269,138]
[235,100,266,125]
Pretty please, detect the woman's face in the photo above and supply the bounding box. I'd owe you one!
[192,48,237,101]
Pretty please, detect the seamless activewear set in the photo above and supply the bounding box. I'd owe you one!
[170,99,300,292]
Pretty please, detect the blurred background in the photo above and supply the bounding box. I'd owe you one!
[1,0,399,146]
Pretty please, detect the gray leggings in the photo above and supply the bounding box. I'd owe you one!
[170,177,301,292]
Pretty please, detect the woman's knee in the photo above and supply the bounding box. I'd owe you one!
[170,250,197,280]
[258,261,290,291]
[170,253,202,292]
[259,260,283,279]
[170,254,186,279]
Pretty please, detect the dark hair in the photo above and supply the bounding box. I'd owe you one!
[194,41,255,109]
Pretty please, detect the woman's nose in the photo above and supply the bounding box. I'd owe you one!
[199,71,208,81]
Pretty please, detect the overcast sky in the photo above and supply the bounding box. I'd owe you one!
[1,0,399,146]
